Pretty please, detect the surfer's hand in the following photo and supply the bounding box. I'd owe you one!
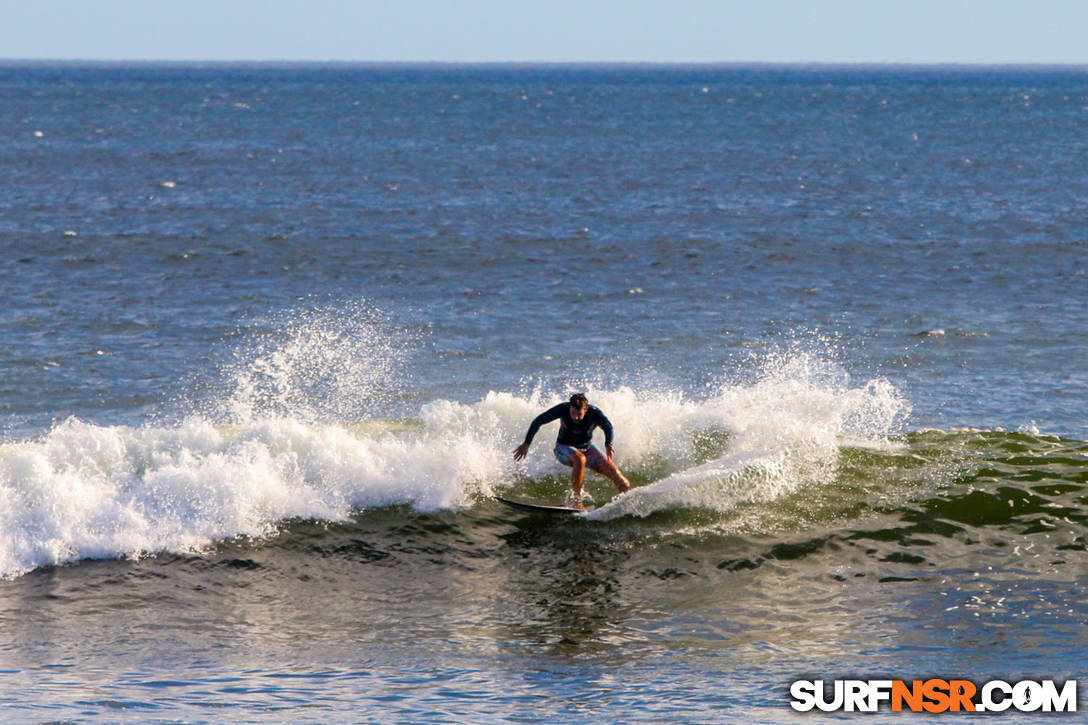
[513,444,530,461]
[606,444,615,462]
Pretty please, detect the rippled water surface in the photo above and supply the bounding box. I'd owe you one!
[0,63,1086,722]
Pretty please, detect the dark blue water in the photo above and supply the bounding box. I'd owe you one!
[0,63,1086,722]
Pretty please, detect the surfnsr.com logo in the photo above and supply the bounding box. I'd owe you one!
[790,679,1078,713]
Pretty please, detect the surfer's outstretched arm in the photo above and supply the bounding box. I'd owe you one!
[513,404,564,460]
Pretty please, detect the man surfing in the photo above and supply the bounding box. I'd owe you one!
[513,393,631,508]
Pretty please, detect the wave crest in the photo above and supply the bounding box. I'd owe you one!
[0,348,912,577]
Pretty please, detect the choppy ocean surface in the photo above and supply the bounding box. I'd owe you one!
[0,63,1086,722]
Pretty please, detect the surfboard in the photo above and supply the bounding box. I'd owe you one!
[494,496,587,515]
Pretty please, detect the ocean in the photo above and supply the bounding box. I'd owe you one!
[0,62,1086,722]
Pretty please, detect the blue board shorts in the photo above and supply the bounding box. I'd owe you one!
[554,443,607,471]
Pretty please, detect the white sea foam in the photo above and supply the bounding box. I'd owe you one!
[0,350,908,577]
[0,410,504,578]
[585,355,910,521]
[0,300,909,576]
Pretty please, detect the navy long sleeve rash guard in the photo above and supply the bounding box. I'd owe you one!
[521,403,614,449]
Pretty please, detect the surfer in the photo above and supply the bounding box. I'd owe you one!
[513,393,631,508]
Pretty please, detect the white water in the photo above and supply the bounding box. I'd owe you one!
[0,303,911,577]
[0,349,908,578]
[586,359,908,520]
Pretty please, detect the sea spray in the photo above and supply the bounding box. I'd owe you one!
[215,301,416,425]
[0,300,910,577]
[586,353,910,520]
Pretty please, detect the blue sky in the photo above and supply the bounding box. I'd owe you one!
[1,0,1085,64]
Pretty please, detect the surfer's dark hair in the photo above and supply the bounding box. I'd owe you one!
[569,393,589,409]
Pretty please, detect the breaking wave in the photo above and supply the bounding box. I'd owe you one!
[0,304,928,577]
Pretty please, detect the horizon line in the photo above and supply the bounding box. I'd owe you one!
[3,58,1088,69]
